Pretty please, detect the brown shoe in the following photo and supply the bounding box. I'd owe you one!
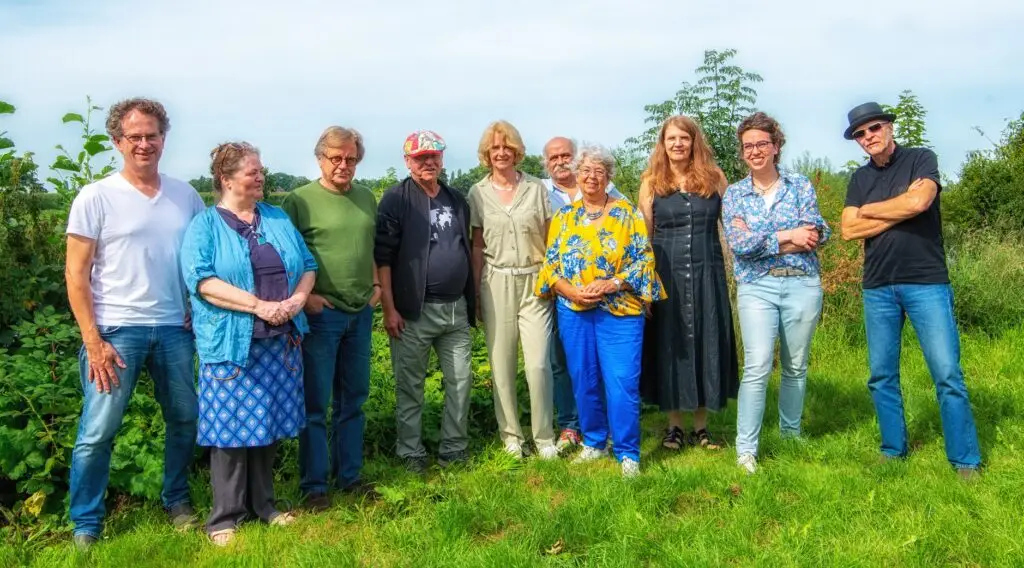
[303,493,331,512]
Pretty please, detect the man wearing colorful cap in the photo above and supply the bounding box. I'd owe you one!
[374,130,476,473]
[840,102,980,479]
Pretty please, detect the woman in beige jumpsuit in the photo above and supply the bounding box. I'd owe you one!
[469,120,556,459]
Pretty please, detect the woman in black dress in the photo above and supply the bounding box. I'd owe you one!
[639,115,739,451]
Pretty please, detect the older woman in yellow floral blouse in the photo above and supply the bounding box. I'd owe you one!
[535,144,664,478]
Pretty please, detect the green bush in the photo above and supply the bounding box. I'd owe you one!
[946,231,1024,336]
[944,112,1024,232]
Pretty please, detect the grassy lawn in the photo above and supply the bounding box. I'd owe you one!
[6,321,1023,567]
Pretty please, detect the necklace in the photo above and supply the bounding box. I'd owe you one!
[492,172,521,192]
[584,194,609,221]
[752,175,781,195]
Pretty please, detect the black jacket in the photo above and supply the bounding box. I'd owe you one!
[374,177,476,326]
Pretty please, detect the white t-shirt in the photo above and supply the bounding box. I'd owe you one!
[66,172,207,326]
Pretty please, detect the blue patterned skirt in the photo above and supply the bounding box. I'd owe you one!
[197,334,306,448]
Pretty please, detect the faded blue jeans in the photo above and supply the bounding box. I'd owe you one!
[69,325,198,539]
[863,283,981,469]
[735,276,823,457]
[298,305,373,495]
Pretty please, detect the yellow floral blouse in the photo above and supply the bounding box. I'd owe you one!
[535,201,665,316]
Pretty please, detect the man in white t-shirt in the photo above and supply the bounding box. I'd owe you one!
[65,98,206,549]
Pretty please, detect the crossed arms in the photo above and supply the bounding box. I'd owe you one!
[841,178,937,241]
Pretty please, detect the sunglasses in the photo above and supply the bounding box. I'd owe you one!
[852,122,887,140]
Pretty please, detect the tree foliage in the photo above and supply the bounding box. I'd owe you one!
[882,90,931,149]
[445,154,548,196]
[624,49,763,183]
[944,112,1024,232]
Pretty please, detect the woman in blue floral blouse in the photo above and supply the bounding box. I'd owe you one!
[722,112,831,474]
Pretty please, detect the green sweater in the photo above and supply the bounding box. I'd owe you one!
[281,181,377,313]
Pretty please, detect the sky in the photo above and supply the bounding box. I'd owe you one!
[2,0,1022,184]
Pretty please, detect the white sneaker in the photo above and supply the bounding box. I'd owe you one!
[504,441,523,459]
[537,444,559,460]
[621,457,640,478]
[737,453,757,474]
[572,446,608,464]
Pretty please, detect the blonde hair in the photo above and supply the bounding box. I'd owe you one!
[477,120,526,168]
[641,115,724,199]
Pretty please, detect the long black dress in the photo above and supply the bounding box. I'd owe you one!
[642,190,738,412]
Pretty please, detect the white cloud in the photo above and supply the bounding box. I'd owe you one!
[1,0,1021,182]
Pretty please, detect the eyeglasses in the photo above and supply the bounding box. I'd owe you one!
[852,122,887,140]
[322,154,359,166]
[123,133,162,146]
[578,167,607,178]
[741,140,773,154]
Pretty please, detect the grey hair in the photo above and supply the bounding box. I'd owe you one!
[314,126,365,163]
[574,144,616,178]
[105,97,170,140]
[543,136,577,157]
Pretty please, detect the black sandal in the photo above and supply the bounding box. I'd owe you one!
[662,426,686,450]
[692,429,721,451]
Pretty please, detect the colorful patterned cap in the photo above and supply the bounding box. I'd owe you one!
[403,130,446,157]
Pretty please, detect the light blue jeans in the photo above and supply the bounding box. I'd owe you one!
[70,325,198,539]
[863,283,980,469]
[735,276,822,457]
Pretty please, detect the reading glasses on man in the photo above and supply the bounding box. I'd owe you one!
[852,122,886,140]
[324,155,359,166]
[124,134,161,145]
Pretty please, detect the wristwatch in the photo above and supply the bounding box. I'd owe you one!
[612,278,622,292]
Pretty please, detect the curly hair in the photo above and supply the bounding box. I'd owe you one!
[641,115,724,199]
[105,98,170,140]
[736,111,786,165]
[209,142,260,193]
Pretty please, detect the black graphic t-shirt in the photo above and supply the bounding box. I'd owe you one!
[425,188,469,302]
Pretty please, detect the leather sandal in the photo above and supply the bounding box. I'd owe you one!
[209,528,236,547]
[692,429,721,451]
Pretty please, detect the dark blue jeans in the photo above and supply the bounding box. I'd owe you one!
[863,284,981,469]
[298,305,373,495]
[70,325,198,539]
[550,312,579,432]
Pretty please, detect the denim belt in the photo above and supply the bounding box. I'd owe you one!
[768,267,809,277]
[488,264,541,276]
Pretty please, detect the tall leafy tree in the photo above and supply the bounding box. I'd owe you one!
[624,49,763,183]
[882,90,931,149]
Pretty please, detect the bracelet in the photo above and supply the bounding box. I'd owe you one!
[372,283,382,289]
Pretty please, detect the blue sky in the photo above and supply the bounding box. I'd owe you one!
[2,0,1021,183]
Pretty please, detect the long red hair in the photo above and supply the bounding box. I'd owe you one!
[641,115,724,198]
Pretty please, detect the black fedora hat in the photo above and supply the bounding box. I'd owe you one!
[843,102,896,140]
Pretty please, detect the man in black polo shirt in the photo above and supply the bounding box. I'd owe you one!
[840,102,980,479]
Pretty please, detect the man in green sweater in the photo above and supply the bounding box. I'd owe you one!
[282,126,380,510]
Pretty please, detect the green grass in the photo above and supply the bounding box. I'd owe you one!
[5,321,1024,567]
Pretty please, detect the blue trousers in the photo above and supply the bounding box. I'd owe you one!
[863,284,980,469]
[298,305,373,495]
[70,325,197,538]
[557,304,644,462]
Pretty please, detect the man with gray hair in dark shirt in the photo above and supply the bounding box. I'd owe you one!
[840,102,980,479]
